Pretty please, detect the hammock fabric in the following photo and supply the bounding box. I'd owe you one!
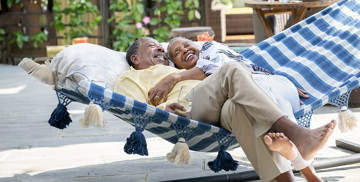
[241,0,360,127]
[19,0,360,173]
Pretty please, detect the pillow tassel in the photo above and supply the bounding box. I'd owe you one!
[338,106,359,133]
[48,103,72,129]
[79,102,105,128]
[18,58,55,86]
[208,146,238,172]
[166,137,191,166]
[124,127,148,156]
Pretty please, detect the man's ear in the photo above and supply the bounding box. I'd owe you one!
[130,54,140,67]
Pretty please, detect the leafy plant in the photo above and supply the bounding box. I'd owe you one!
[186,0,201,21]
[219,0,235,5]
[2,1,47,49]
[150,0,183,42]
[109,0,200,51]
[52,0,102,45]
[0,29,5,41]
[108,0,146,51]
[9,31,29,49]
[31,31,48,48]
[6,0,21,9]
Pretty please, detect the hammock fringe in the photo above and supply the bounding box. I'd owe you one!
[208,146,238,172]
[48,103,72,129]
[79,102,105,128]
[338,106,359,133]
[124,127,148,156]
[166,137,191,166]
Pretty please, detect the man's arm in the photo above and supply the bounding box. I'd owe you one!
[149,67,206,106]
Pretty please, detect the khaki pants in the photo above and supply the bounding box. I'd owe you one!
[189,62,292,182]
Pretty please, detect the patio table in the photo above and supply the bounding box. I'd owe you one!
[245,0,338,37]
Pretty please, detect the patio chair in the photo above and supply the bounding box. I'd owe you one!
[18,0,359,174]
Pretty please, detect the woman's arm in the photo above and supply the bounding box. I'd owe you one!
[149,67,206,106]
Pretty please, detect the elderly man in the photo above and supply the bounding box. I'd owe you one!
[114,37,335,182]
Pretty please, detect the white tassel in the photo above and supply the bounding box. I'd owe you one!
[166,137,191,166]
[338,106,359,133]
[79,102,105,128]
[18,58,55,85]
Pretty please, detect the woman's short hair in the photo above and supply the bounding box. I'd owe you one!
[167,37,192,62]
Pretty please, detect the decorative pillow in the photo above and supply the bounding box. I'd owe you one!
[50,43,129,91]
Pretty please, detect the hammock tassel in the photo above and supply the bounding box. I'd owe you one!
[124,127,148,156]
[208,146,238,172]
[18,58,55,85]
[79,102,105,128]
[166,137,191,166]
[48,103,72,129]
[338,106,359,133]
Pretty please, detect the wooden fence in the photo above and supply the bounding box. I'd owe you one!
[0,0,206,64]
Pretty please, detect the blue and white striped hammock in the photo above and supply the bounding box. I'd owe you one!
[20,0,360,173]
[241,0,360,127]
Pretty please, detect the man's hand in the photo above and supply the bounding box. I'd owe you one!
[164,103,187,118]
[149,74,177,106]
[297,87,309,105]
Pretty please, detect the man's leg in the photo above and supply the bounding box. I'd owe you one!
[190,62,284,136]
[190,61,336,161]
[220,100,294,182]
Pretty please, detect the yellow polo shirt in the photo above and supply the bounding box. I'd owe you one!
[114,65,201,110]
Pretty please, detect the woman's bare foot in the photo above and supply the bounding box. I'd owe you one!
[264,132,297,161]
[291,120,337,161]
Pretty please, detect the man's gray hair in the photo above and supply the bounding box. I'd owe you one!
[167,37,193,62]
[126,37,151,67]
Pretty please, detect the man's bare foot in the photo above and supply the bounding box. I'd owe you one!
[291,120,337,161]
[265,132,323,182]
[264,132,297,161]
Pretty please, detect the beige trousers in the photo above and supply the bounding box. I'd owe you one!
[188,62,292,182]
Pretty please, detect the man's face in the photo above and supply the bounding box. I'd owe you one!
[135,38,169,70]
[168,39,199,70]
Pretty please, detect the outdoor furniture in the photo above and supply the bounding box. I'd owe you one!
[169,26,214,41]
[245,0,338,37]
[19,0,360,179]
[225,7,254,35]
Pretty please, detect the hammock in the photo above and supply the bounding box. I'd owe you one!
[19,0,360,173]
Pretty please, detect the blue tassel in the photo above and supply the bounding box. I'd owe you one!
[208,146,238,172]
[124,127,148,156]
[48,103,72,129]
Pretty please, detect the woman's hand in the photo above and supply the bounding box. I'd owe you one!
[164,103,187,118]
[149,67,206,106]
[149,74,177,106]
[297,87,309,105]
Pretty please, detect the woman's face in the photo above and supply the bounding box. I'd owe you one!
[168,39,200,69]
